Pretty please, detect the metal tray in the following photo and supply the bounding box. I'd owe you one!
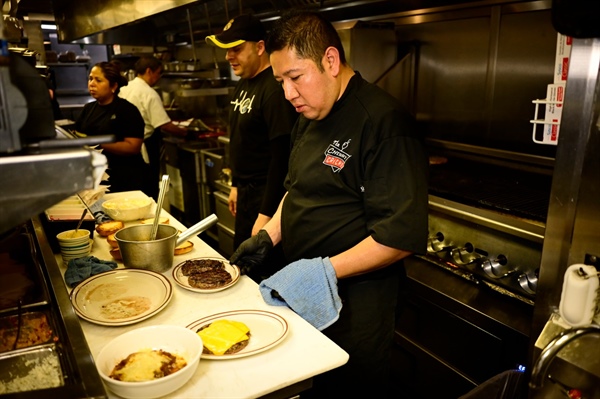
[0,310,58,354]
[0,343,65,395]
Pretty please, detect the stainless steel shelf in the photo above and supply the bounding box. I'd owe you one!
[176,87,233,97]
[47,63,90,67]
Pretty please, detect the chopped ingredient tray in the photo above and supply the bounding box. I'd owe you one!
[45,195,95,221]
[0,311,57,353]
[0,343,65,394]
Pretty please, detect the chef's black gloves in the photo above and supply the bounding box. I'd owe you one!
[230,230,273,275]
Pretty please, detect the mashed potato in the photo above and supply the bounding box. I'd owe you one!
[103,198,151,210]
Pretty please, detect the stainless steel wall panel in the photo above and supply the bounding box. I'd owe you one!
[490,10,556,154]
[392,5,556,157]
[532,38,600,339]
[396,17,491,142]
[338,23,397,84]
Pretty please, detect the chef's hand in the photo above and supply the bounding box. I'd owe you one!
[230,230,273,275]
[228,187,237,216]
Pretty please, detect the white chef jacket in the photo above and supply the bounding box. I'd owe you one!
[119,77,171,163]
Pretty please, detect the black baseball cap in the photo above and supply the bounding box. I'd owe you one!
[205,14,266,48]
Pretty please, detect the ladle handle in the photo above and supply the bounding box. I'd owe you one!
[150,175,170,240]
[176,214,218,246]
[74,209,88,233]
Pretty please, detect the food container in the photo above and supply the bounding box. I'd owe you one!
[43,196,95,252]
[0,311,57,353]
[0,343,65,394]
[114,224,178,273]
[95,325,202,399]
[102,197,153,222]
[57,50,76,62]
[180,78,202,89]
[56,229,93,264]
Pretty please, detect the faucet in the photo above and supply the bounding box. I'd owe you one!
[529,324,600,390]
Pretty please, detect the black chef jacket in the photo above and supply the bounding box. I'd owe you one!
[281,73,429,262]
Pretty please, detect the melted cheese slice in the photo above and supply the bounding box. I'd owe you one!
[198,320,249,356]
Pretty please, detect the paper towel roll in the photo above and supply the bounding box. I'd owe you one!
[559,264,599,327]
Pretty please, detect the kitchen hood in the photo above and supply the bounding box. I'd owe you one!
[51,0,199,44]
[41,0,480,45]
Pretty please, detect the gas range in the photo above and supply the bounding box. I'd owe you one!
[422,194,545,305]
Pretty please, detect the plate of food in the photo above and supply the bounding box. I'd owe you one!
[186,310,289,360]
[172,257,240,293]
[70,269,173,326]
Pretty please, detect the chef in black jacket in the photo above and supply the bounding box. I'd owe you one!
[230,11,429,398]
[75,61,150,195]
[206,14,297,282]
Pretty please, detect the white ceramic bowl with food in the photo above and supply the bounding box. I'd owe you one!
[95,325,202,399]
[101,197,153,222]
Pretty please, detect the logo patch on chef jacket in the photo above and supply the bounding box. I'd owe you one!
[231,90,255,114]
[323,139,351,173]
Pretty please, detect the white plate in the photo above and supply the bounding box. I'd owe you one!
[186,310,289,360]
[172,257,240,293]
[70,269,173,326]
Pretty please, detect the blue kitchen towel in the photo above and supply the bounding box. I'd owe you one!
[65,256,118,287]
[90,198,112,224]
[259,257,342,331]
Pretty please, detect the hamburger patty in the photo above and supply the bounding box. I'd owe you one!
[181,259,224,276]
[188,268,232,289]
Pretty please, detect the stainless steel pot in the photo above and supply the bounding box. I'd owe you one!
[114,224,178,273]
[180,78,202,89]
[114,214,218,272]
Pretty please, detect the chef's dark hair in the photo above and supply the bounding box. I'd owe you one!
[92,61,128,93]
[134,56,163,75]
[265,10,346,72]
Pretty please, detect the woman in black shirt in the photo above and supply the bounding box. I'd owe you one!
[75,61,150,195]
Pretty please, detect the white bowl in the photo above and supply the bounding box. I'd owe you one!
[57,229,91,243]
[95,325,202,399]
[102,197,153,222]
